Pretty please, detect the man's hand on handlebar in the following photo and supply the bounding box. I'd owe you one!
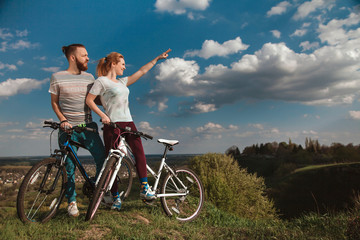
[43,121,97,133]
[60,121,73,133]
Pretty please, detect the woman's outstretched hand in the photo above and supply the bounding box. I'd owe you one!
[158,49,171,60]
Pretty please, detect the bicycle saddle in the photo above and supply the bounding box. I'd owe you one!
[157,139,179,146]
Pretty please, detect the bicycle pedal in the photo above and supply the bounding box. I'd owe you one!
[142,199,156,206]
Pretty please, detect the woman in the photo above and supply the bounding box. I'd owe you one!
[86,49,171,210]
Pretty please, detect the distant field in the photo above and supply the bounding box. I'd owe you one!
[293,162,360,173]
[0,154,198,166]
[0,166,32,170]
[269,162,360,218]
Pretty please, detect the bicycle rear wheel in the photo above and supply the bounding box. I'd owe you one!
[85,157,116,221]
[160,168,204,222]
[17,157,67,223]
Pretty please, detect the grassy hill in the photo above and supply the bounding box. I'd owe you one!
[0,180,358,240]
[268,162,360,219]
[1,158,360,239]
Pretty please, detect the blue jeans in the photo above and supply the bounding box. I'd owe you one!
[58,122,106,203]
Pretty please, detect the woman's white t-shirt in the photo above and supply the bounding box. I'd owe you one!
[89,76,133,122]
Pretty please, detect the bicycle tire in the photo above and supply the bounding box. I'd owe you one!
[160,168,204,222]
[116,157,133,200]
[16,157,67,223]
[85,156,116,221]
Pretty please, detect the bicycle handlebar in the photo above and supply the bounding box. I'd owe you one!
[108,122,153,140]
[43,121,97,133]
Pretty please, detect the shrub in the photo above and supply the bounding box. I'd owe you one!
[189,153,277,220]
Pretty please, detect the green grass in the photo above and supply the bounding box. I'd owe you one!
[0,201,357,240]
[1,164,360,239]
[1,186,358,240]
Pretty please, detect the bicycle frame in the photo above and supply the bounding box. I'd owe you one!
[98,133,188,198]
[57,133,96,189]
[95,133,127,190]
[85,122,204,223]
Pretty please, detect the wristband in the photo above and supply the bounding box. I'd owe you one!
[60,120,68,124]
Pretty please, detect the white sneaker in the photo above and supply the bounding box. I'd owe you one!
[140,185,156,200]
[68,201,79,217]
[111,197,122,211]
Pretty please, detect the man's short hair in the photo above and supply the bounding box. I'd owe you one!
[62,44,85,59]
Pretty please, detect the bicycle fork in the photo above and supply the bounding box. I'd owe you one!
[96,148,126,192]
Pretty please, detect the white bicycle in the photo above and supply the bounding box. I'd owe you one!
[85,122,204,222]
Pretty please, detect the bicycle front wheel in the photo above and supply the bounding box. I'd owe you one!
[85,156,116,221]
[16,157,67,223]
[160,168,204,222]
[116,157,133,201]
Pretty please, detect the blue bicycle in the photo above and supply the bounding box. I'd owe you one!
[16,121,133,223]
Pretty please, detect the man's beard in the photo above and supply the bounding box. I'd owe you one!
[75,58,88,71]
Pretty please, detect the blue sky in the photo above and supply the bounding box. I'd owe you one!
[1,0,360,156]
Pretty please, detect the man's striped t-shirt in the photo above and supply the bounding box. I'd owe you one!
[49,71,95,125]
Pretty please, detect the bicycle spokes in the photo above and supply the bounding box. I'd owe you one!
[161,168,204,222]
[17,158,66,223]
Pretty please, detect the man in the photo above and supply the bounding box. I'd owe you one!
[49,44,108,217]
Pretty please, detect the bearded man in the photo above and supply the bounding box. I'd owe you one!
[49,44,106,217]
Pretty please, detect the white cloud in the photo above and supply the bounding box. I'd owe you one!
[196,122,224,133]
[158,99,168,111]
[270,30,281,38]
[293,0,335,20]
[137,121,165,137]
[10,40,39,50]
[299,41,319,51]
[34,56,47,61]
[291,29,307,37]
[155,0,211,15]
[42,67,60,73]
[195,122,238,139]
[17,60,24,66]
[145,57,200,111]
[270,128,280,134]
[16,29,29,37]
[0,78,48,97]
[0,42,7,52]
[0,62,17,71]
[349,111,360,120]
[145,9,360,114]
[0,29,38,52]
[229,124,238,130]
[318,12,360,45]
[267,1,291,17]
[0,28,13,40]
[0,40,39,52]
[9,128,50,140]
[25,121,43,129]
[184,37,249,59]
[249,124,264,130]
[191,102,217,113]
[148,40,360,113]
[302,130,318,135]
[6,129,24,133]
[155,57,199,84]
[0,122,19,128]
[187,12,205,20]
